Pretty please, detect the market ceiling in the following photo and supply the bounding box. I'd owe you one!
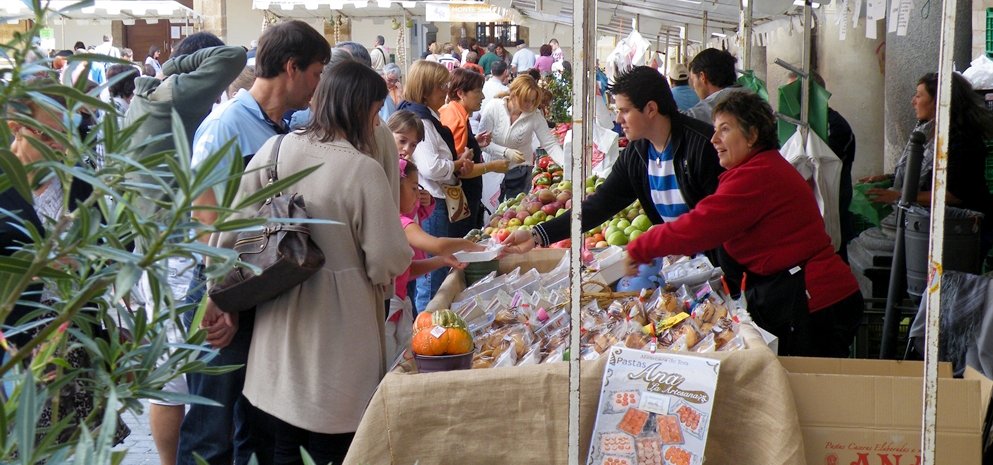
[245,0,829,43]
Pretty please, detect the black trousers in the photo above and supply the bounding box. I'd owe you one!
[247,404,355,465]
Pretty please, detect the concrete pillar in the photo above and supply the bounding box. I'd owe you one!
[194,0,225,40]
[883,0,971,173]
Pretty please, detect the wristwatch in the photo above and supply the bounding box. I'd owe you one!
[530,226,547,248]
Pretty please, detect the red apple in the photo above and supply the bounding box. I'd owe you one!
[541,203,559,216]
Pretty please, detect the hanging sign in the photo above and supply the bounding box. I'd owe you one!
[425,3,510,22]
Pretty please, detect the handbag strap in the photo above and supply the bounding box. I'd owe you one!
[265,134,288,189]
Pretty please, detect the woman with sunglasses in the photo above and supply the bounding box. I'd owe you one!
[2,85,130,445]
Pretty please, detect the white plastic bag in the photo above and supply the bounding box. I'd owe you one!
[779,131,842,250]
[385,296,414,366]
[963,54,993,90]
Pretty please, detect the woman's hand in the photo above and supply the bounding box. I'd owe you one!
[504,149,526,165]
[488,160,510,173]
[867,188,900,204]
[624,255,640,277]
[501,229,536,254]
[454,158,474,176]
[440,255,468,270]
[476,131,492,148]
[202,299,239,349]
[418,187,432,206]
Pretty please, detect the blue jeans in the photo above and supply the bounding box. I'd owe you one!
[414,200,450,312]
[176,266,256,465]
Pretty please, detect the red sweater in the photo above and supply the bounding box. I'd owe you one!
[627,149,859,312]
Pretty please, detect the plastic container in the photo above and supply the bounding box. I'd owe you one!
[904,206,983,298]
[414,352,473,373]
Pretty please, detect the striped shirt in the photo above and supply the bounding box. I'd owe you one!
[647,143,689,222]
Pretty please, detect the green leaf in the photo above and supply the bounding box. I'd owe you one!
[211,217,267,232]
[0,256,74,279]
[300,448,318,465]
[113,263,141,302]
[0,148,32,203]
[14,371,40,465]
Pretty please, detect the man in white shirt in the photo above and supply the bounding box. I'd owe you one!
[482,60,510,103]
[510,39,535,75]
[93,34,120,59]
[437,43,460,71]
[370,35,387,72]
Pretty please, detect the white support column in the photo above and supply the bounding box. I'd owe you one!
[922,1,955,463]
[568,0,595,462]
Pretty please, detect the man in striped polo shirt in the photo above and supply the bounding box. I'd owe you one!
[504,66,724,251]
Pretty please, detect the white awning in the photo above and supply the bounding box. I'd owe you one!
[0,1,199,21]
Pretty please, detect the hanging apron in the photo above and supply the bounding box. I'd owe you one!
[718,247,813,356]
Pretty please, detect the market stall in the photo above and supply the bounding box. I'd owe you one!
[344,249,808,465]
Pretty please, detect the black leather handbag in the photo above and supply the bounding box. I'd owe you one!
[208,134,326,312]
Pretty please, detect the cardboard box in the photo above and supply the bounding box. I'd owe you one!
[779,357,993,465]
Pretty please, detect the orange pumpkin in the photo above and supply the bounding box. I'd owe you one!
[411,310,475,356]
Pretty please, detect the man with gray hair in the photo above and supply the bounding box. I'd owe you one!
[370,34,388,71]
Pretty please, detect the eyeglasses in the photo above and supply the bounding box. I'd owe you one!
[19,124,60,148]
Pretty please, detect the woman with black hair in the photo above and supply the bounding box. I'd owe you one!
[145,45,162,76]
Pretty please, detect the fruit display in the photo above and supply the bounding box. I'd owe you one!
[584,198,652,249]
[411,310,474,356]
[485,182,573,242]
[531,155,564,190]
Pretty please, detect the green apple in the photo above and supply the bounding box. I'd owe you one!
[585,187,595,194]
[624,225,639,236]
[532,211,547,221]
[556,208,567,217]
[616,219,631,230]
[606,231,629,246]
[590,225,602,235]
[632,214,652,231]
[605,226,619,238]
[508,218,522,227]
[523,216,538,226]
[629,229,643,241]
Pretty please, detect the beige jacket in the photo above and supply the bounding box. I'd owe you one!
[214,132,412,434]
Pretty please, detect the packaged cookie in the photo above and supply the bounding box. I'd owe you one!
[600,456,634,465]
[598,432,636,455]
[603,391,640,414]
[662,445,699,465]
[635,438,663,465]
[616,408,650,436]
[669,400,707,440]
[656,414,684,445]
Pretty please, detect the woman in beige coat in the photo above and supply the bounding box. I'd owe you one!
[212,61,412,464]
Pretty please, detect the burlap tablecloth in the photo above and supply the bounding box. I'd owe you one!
[344,252,807,465]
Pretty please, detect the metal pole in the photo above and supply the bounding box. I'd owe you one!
[681,24,687,63]
[921,0,955,462]
[799,0,812,145]
[701,11,707,45]
[879,132,925,359]
[569,0,594,462]
[740,0,753,71]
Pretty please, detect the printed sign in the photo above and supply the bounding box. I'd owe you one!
[587,347,720,465]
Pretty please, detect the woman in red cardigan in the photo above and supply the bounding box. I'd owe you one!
[626,91,863,357]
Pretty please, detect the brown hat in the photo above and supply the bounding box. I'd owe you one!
[668,63,689,80]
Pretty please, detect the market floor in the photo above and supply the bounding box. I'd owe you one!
[114,399,162,465]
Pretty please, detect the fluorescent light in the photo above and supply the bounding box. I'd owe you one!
[354,0,369,7]
[792,0,820,6]
[401,0,415,7]
[377,0,390,7]
[711,32,726,38]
